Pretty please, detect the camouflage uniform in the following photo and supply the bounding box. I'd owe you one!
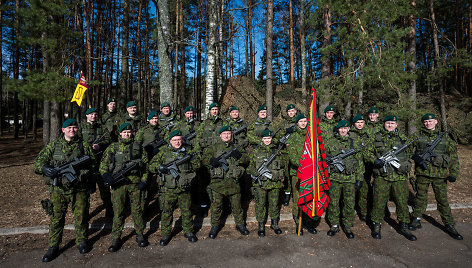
[99,137,147,240]
[196,114,224,148]
[148,144,201,236]
[411,128,459,225]
[281,114,297,200]
[119,114,144,132]
[247,118,276,145]
[158,112,179,139]
[225,117,247,146]
[102,110,119,141]
[34,137,95,247]
[319,117,336,140]
[172,117,201,148]
[366,120,382,137]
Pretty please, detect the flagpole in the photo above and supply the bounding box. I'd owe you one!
[312,90,317,217]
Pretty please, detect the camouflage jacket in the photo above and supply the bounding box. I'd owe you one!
[134,123,162,159]
[224,117,247,146]
[119,113,144,132]
[196,115,224,148]
[366,120,382,137]
[34,136,95,191]
[412,128,459,179]
[78,121,111,154]
[281,113,297,130]
[349,127,373,161]
[99,137,147,184]
[202,141,247,195]
[324,133,364,183]
[158,112,180,139]
[286,127,307,176]
[102,110,119,134]
[319,117,336,140]
[247,117,277,145]
[171,117,201,147]
[247,142,285,189]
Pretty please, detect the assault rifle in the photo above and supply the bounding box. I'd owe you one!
[233,125,247,136]
[52,155,92,186]
[105,159,143,186]
[91,132,108,156]
[326,146,362,173]
[183,131,197,145]
[143,137,167,158]
[412,132,446,170]
[158,153,194,181]
[377,138,417,173]
[208,144,244,172]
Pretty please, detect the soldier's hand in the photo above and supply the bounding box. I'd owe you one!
[285,127,295,134]
[354,180,363,191]
[231,149,242,160]
[102,173,114,186]
[41,165,58,178]
[210,157,221,168]
[446,176,456,183]
[92,144,100,151]
[158,165,169,174]
[138,181,148,190]
[373,158,385,168]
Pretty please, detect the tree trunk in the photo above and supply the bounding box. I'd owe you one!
[320,7,332,114]
[179,0,186,108]
[205,0,218,116]
[83,0,92,109]
[173,0,180,110]
[196,0,203,118]
[407,0,417,136]
[14,0,20,139]
[266,0,274,121]
[156,0,173,106]
[299,0,307,107]
[216,0,224,100]
[121,0,130,106]
[0,1,3,137]
[289,0,294,85]
[245,0,249,77]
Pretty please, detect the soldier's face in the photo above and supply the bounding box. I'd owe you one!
[210,107,219,116]
[220,131,232,142]
[230,110,240,119]
[369,113,379,122]
[325,111,335,120]
[120,130,132,139]
[354,120,365,130]
[170,136,182,149]
[258,110,267,119]
[86,112,98,123]
[127,106,137,116]
[162,106,170,115]
[185,111,194,119]
[297,118,308,129]
[338,126,350,136]
[384,121,397,132]
[287,109,297,118]
[423,119,438,130]
[149,116,159,126]
[107,102,116,112]
[62,126,78,139]
[262,136,272,145]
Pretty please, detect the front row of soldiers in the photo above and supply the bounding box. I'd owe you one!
[34,100,463,262]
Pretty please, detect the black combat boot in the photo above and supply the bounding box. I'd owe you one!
[283,193,291,206]
[304,224,317,234]
[77,242,90,254]
[42,246,59,262]
[445,224,463,240]
[408,217,422,230]
[159,235,171,246]
[400,222,417,241]
[184,233,198,243]
[270,219,282,235]
[236,225,250,235]
[327,225,340,236]
[371,222,381,239]
[258,222,265,237]
[343,227,355,239]
[358,214,367,222]
[209,226,219,239]
[108,238,121,252]
[295,225,304,235]
[136,234,149,247]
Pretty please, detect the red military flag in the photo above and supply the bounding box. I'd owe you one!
[297,88,330,219]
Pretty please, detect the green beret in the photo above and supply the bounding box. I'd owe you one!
[118,123,133,133]
[209,102,218,109]
[169,130,182,139]
[286,104,296,111]
[106,98,116,104]
[160,102,170,109]
[218,125,232,134]
[383,115,397,122]
[295,113,307,123]
[368,107,379,114]
[147,110,158,120]
[62,118,78,128]
[352,114,364,123]
[126,101,136,108]
[260,129,273,138]
[85,107,97,115]
[324,105,335,113]
[336,120,350,129]
[184,106,194,113]
[229,106,239,112]
[257,105,267,112]
[421,113,436,121]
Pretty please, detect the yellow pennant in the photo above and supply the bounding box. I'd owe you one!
[71,73,89,107]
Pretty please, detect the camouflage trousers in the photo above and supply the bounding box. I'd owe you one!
[411,175,454,225]
[283,175,292,194]
[209,190,244,227]
[161,190,193,235]
[93,173,112,209]
[253,187,281,222]
[371,178,410,224]
[327,181,355,228]
[357,164,373,218]
[111,183,145,239]
[291,175,300,223]
[48,187,89,247]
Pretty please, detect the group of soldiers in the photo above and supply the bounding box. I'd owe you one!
[34,98,463,262]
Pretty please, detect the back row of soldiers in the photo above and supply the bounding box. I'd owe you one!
[34,98,463,262]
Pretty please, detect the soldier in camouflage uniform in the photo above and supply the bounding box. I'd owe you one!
[202,126,250,239]
[248,129,284,237]
[224,106,247,146]
[158,102,180,139]
[368,115,417,241]
[34,118,95,262]
[172,105,200,147]
[281,104,298,206]
[325,120,364,239]
[366,107,382,135]
[79,107,113,217]
[100,123,149,252]
[247,105,277,145]
[102,98,119,141]
[119,101,144,131]
[286,114,317,235]
[319,105,336,140]
[149,130,201,246]
[409,113,463,240]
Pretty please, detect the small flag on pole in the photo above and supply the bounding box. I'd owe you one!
[71,72,89,107]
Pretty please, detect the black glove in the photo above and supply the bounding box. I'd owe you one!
[354,180,363,191]
[412,154,428,170]
[158,165,169,174]
[285,127,295,134]
[138,181,148,190]
[210,157,221,168]
[102,173,114,186]
[231,149,242,160]
[446,176,456,183]
[42,165,58,178]
[373,158,385,169]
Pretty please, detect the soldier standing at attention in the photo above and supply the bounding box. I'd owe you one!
[158,102,179,138]
[203,126,249,239]
[149,130,201,246]
[78,107,113,217]
[286,114,317,235]
[34,118,95,262]
[225,106,247,145]
[100,123,149,252]
[369,115,417,241]
[248,129,284,237]
[366,107,382,135]
[172,105,200,147]
[102,98,119,141]
[319,105,337,140]
[247,105,275,145]
[325,120,364,239]
[120,101,144,131]
[282,104,298,206]
[409,113,463,240]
